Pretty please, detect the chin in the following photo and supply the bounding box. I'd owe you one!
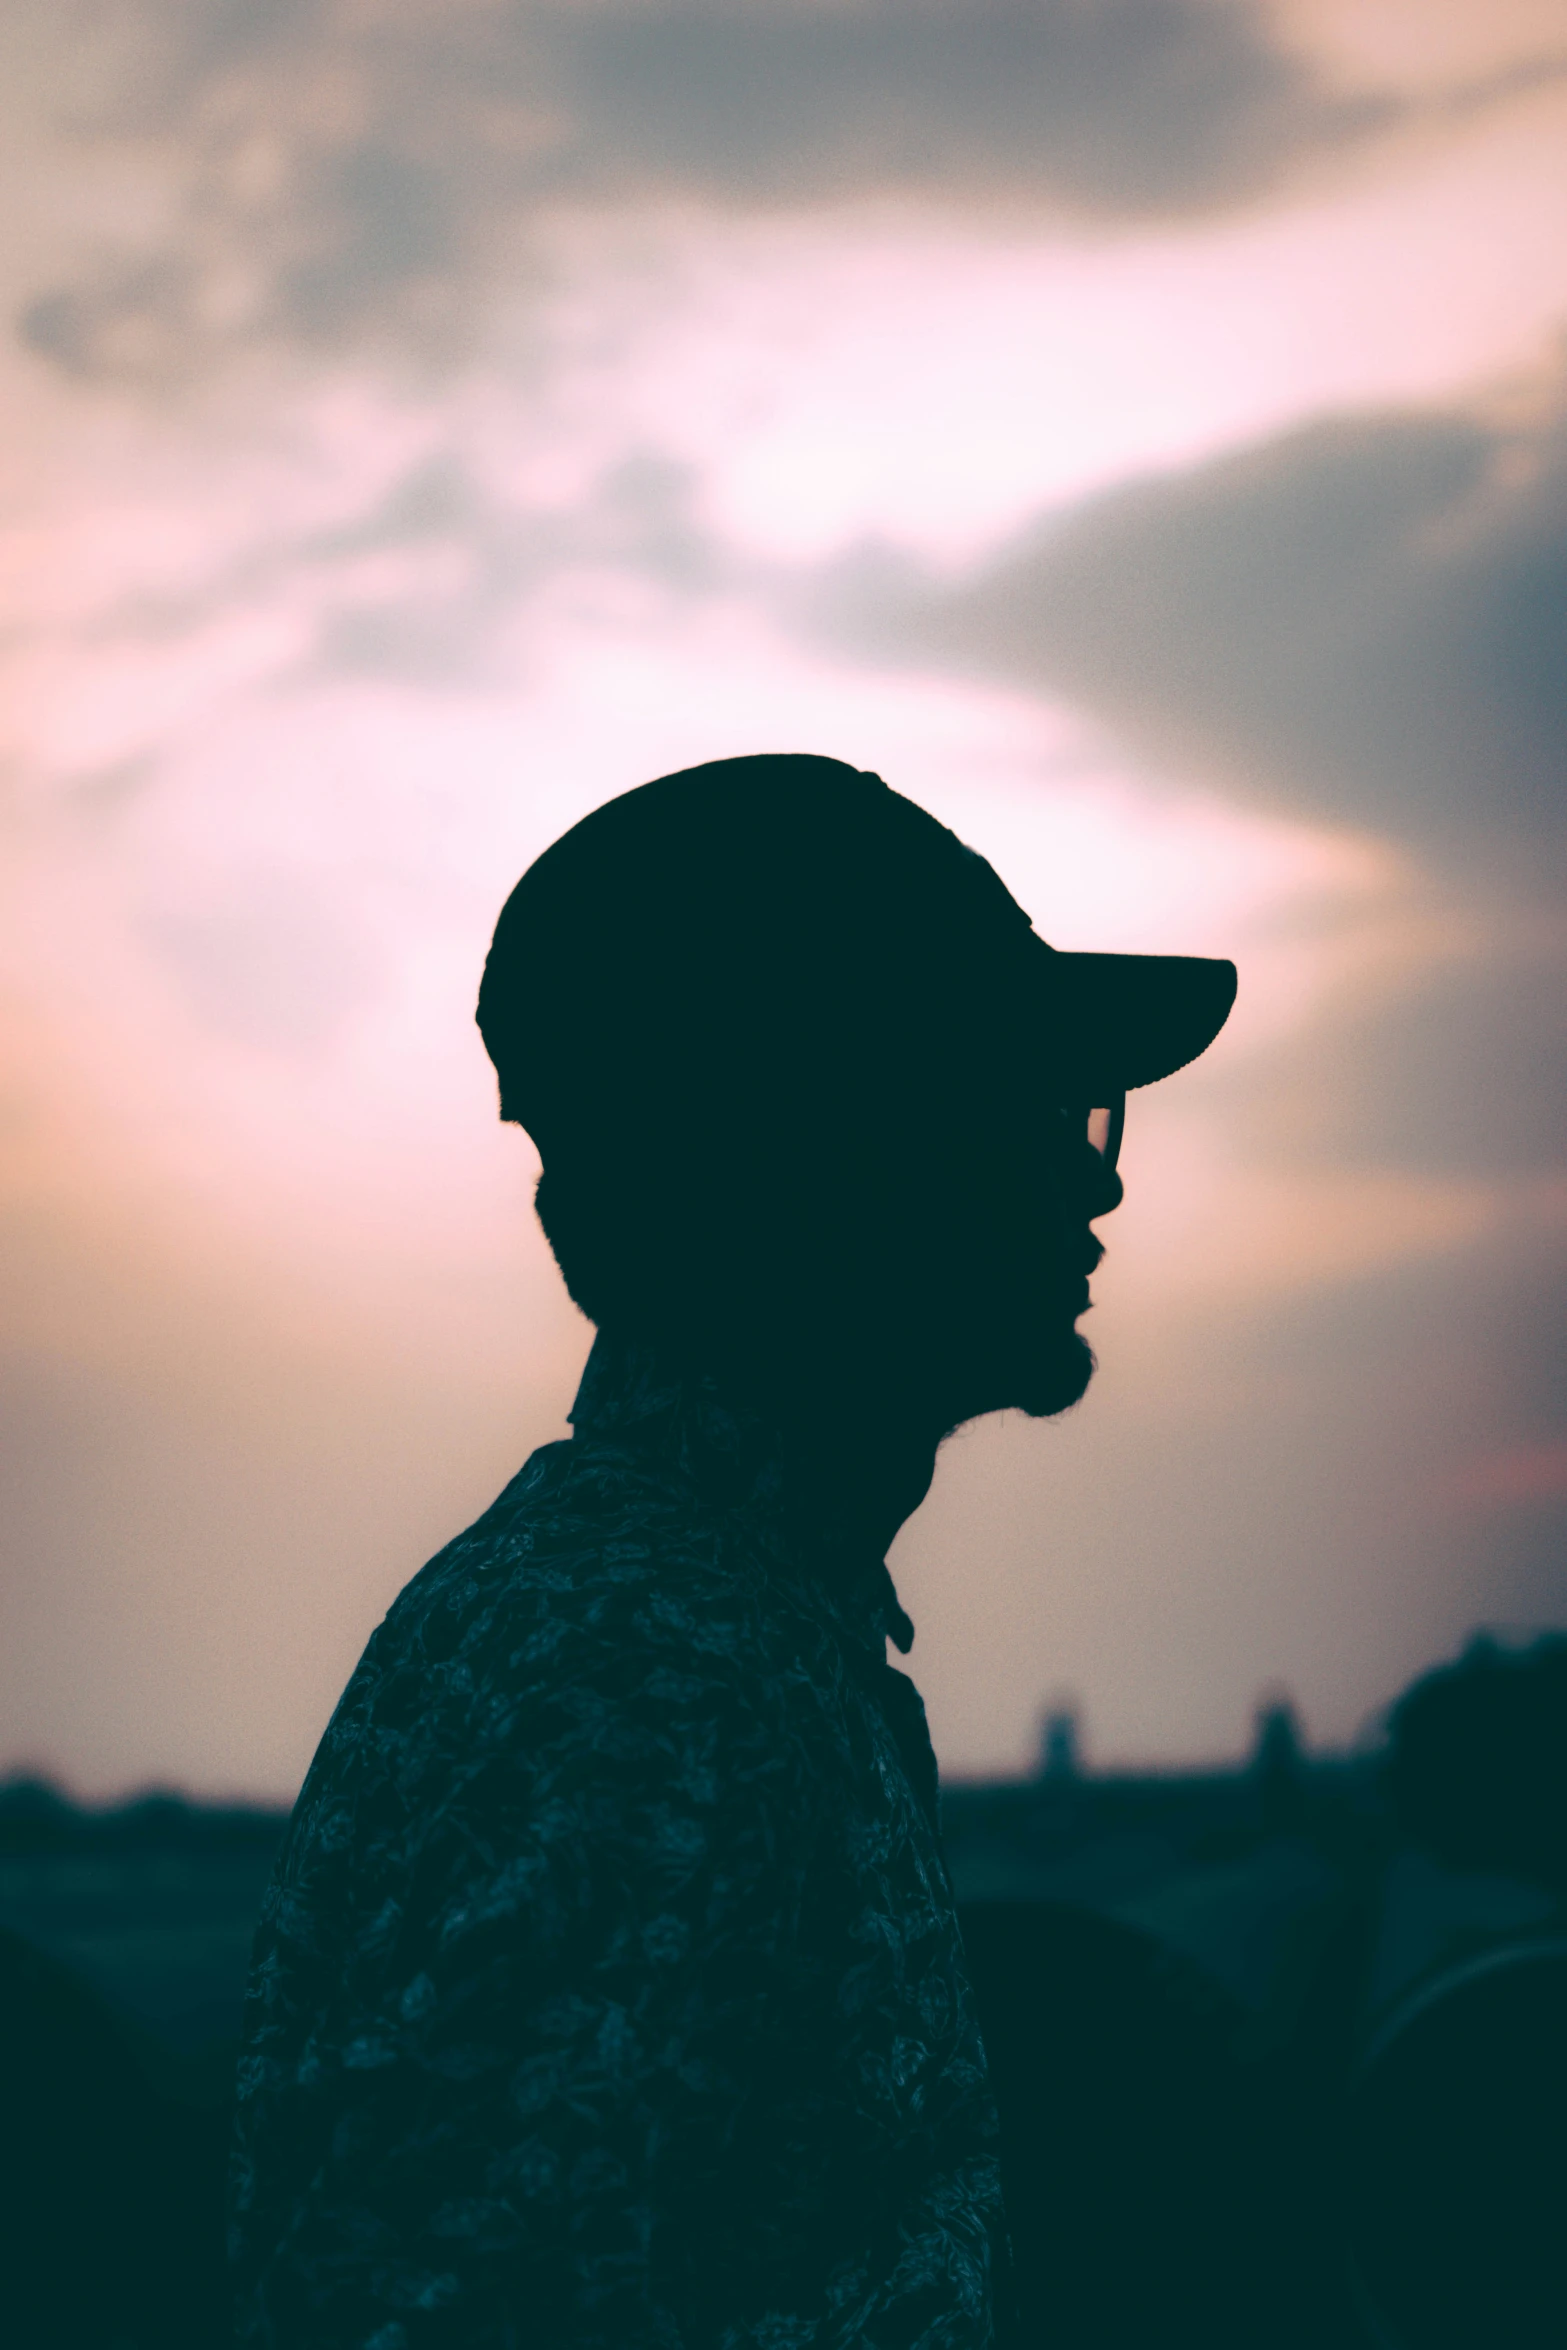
[933,1280,1099,1434]
[1012,1325,1097,1420]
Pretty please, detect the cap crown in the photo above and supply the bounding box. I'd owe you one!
[478,754,1036,1158]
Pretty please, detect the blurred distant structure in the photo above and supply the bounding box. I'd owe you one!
[1036,1702,1080,1783]
[1253,1691,1306,1835]
[1385,1630,1567,1894]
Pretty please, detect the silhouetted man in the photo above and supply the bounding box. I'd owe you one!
[230,755,1235,2347]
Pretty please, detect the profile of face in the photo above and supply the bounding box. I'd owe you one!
[790,1012,1128,1450]
[930,1080,1127,1433]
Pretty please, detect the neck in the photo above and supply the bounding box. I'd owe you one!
[570,1324,949,1560]
[772,1378,945,1558]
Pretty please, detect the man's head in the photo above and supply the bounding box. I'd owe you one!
[478,754,1234,1434]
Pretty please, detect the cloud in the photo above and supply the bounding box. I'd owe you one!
[560,0,1363,211]
[301,450,724,681]
[7,0,1424,380]
[800,375,1567,1213]
[1233,942,1567,1182]
[1443,1438,1567,1509]
[837,388,1567,881]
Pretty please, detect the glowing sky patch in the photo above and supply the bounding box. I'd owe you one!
[2,0,1563,1793]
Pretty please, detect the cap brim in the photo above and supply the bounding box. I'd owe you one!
[1032,950,1237,1094]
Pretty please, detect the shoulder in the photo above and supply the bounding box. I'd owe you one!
[293,1440,833,1854]
[265,1447,843,1989]
[374,1436,792,1702]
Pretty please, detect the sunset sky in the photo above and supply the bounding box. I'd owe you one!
[2,0,1564,1798]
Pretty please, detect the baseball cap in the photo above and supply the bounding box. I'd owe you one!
[477,754,1236,1152]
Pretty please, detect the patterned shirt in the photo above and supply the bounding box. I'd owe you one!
[230,1332,1008,2348]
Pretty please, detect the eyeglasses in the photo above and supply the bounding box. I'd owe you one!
[1084,1095,1126,1175]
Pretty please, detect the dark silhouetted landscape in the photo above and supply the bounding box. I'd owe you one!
[4,1633,1561,2348]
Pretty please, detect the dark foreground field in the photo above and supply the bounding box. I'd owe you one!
[3,1640,1563,2349]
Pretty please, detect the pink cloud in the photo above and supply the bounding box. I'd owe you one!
[1443,1439,1567,1508]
